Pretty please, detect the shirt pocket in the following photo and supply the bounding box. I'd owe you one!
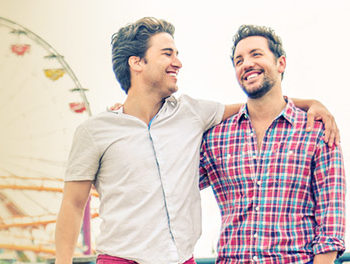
[268,142,313,192]
[214,154,249,203]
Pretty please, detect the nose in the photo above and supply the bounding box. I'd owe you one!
[237,58,254,79]
[241,57,254,71]
[172,55,182,69]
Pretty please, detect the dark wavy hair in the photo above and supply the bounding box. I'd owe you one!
[111,17,175,94]
[231,25,286,78]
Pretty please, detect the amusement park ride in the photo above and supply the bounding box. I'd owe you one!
[0,16,98,262]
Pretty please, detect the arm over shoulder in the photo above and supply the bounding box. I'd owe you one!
[180,94,225,131]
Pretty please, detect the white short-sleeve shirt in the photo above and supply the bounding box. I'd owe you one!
[65,94,224,264]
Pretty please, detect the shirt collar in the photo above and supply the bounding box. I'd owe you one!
[107,95,178,115]
[237,97,297,126]
[165,95,177,107]
[237,104,249,123]
[279,97,297,126]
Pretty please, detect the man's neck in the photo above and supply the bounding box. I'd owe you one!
[246,90,286,123]
[246,90,286,152]
[123,88,166,125]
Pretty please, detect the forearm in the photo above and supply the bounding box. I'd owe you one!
[55,181,92,264]
[55,201,85,264]
[291,97,318,111]
[223,103,243,120]
[313,251,337,264]
[312,143,346,260]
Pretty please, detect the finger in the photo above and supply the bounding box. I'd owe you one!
[326,130,334,148]
[335,125,341,146]
[106,105,116,111]
[322,117,331,144]
[110,103,122,110]
[306,112,315,132]
[328,116,340,146]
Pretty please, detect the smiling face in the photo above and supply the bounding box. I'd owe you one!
[232,36,285,99]
[140,32,182,98]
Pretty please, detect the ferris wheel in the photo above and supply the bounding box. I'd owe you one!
[0,16,98,262]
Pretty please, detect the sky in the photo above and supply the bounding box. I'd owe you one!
[0,0,349,257]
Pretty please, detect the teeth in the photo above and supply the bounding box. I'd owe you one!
[247,73,258,80]
[169,73,177,77]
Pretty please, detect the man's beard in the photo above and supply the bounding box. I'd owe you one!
[241,75,275,99]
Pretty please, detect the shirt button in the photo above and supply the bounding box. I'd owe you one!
[253,233,258,238]
[255,206,259,211]
[257,180,261,186]
[250,132,254,137]
[253,256,258,261]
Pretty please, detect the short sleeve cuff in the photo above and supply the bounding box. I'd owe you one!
[215,103,225,125]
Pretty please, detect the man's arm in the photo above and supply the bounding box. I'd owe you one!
[223,99,339,147]
[110,98,339,146]
[292,98,339,147]
[223,103,243,120]
[55,181,92,264]
[313,251,337,264]
[311,138,346,261]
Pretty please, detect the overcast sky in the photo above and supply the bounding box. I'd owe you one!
[1,0,349,257]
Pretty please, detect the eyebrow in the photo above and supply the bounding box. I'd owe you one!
[234,54,242,61]
[234,48,264,61]
[250,48,263,54]
[161,48,179,55]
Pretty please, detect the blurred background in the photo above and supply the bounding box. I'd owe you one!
[0,0,349,262]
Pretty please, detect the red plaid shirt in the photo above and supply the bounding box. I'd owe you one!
[200,99,346,264]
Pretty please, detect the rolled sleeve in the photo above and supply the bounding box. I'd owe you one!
[311,140,346,255]
[312,236,345,256]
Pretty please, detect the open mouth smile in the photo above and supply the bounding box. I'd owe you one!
[242,70,263,81]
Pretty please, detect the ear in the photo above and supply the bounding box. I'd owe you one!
[277,55,286,74]
[128,56,143,72]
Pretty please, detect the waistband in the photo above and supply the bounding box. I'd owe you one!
[96,254,196,264]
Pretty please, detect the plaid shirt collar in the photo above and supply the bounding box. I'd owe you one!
[237,97,296,126]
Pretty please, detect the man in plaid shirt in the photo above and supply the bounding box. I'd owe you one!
[199,25,346,264]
